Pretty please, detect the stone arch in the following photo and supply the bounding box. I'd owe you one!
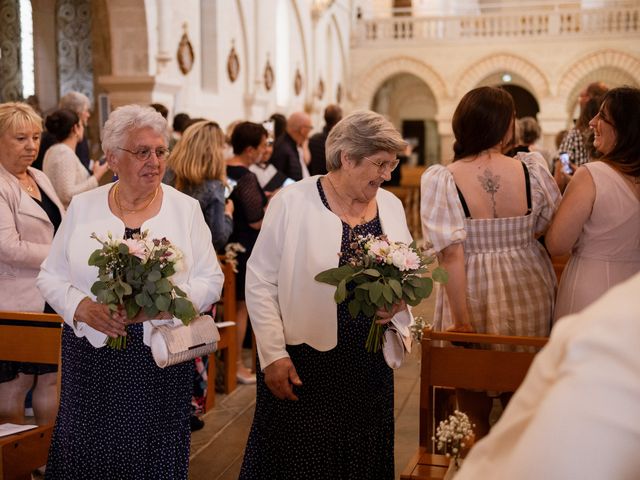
[355,56,446,111]
[455,53,550,99]
[289,0,309,100]
[557,49,640,110]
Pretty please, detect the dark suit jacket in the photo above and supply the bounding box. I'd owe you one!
[270,133,303,181]
[308,126,329,176]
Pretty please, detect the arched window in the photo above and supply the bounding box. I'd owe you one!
[20,0,34,98]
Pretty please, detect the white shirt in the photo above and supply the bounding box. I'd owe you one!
[43,143,98,208]
[296,145,310,179]
[37,183,224,348]
[246,176,413,369]
[457,272,640,480]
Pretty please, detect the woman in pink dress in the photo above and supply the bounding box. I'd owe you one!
[547,87,640,322]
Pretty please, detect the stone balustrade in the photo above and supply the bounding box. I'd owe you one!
[353,2,640,46]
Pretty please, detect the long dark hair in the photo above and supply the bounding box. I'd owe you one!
[598,86,640,177]
[452,87,515,161]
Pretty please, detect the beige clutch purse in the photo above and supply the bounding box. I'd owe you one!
[150,314,220,368]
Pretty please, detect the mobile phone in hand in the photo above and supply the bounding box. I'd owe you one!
[559,152,572,175]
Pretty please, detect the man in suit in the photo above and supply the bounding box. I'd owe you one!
[270,111,313,181]
[308,104,342,176]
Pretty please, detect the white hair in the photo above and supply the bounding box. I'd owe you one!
[101,104,169,156]
[59,91,91,115]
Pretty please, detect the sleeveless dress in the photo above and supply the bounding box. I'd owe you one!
[420,155,560,349]
[45,228,192,480]
[554,161,640,321]
[239,179,394,479]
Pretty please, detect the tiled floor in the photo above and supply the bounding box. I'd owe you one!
[188,293,436,480]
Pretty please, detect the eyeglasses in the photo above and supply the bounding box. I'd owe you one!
[117,146,170,161]
[364,156,400,173]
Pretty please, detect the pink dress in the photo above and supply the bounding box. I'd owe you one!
[554,161,640,322]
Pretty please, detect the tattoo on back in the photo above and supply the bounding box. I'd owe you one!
[477,169,501,217]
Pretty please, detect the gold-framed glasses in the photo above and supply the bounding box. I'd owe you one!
[117,146,170,161]
[364,156,400,173]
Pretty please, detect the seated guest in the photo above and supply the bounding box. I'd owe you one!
[249,131,295,193]
[0,102,65,426]
[34,91,92,171]
[42,108,109,207]
[37,104,223,479]
[547,87,640,322]
[270,111,313,181]
[420,86,560,436]
[456,272,640,480]
[308,104,342,176]
[165,120,234,253]
[227,121,269,384]
[240,111,409,479]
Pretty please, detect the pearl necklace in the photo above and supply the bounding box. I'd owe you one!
[113,183,159,215]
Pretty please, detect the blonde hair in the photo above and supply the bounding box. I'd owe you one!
[167,120,227,191]
[0,102,43,136]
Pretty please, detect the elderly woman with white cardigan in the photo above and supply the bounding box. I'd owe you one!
[240,111,411,479]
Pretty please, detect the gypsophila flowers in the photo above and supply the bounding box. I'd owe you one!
[432,410,476,467]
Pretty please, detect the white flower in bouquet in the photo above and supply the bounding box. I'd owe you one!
[433,410,476,467]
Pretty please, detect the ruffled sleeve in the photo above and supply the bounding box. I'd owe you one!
[420,165,467,253]
[519,152,561,235]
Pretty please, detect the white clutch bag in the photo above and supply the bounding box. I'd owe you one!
[150,314,220,368]
[382,309,413,369]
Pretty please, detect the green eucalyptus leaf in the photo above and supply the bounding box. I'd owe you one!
[155,294,171,311]
[174,297,197,324]
[382,284,393,303]
[124,298,140,319]
[155,278,173,294]
[335,279,347,304]
[118,243,129,255]
[90,281,107,296]
[369,282,383,304]
[315,268,342,286]
[88,250,104,266]
[348,299,361,318]
[363,269,381,278]
[144,280,156,294]
[173,285,187,297]
[147,270,161,282]
[389,278,402,297]
[432,267,449,284]
[362,302,375,317]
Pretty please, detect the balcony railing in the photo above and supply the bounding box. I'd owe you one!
[353,1,640,46]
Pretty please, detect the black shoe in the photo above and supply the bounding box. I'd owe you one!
[190,415,205,431]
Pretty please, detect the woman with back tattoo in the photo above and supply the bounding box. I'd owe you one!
[420,86,561,437]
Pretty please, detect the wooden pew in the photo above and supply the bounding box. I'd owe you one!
[0,311,62,480]
[400,328,547,480]
[205,257,238,411]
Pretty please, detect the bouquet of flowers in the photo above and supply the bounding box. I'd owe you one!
[433,410,476,468]
[88,231,197,349]
[314,234,447,352]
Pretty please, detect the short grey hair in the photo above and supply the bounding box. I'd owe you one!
[101,104,169,156]
[517,116,541,145]
[59,91,91,115]
[325,110,407,171]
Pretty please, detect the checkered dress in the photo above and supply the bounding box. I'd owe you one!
[420,155,560,350]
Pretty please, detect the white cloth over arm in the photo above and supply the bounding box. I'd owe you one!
[457,273,640,480]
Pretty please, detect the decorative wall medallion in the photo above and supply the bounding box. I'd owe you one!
[317,77,324,100]
[294,68,303,96]
[177,23,195,75]
[336,83,343,103]
[227,42,240,83]
[263,58,274,91]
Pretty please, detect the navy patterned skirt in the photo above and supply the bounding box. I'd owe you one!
[240,183,394,479]
[45,323,192,479]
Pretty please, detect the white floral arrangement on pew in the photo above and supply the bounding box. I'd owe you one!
[433,410,476,469]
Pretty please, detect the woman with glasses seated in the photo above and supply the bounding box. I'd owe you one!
[420,86,561,437]
[240,111,410,479]
[37,105,223,479]
[42,108,110,208]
